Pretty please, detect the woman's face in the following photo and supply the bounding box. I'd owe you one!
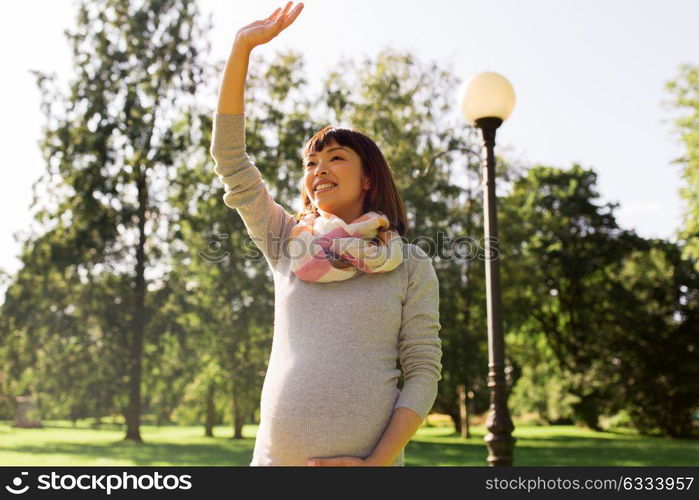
[303,139,370,223]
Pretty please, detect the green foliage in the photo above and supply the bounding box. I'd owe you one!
[508,333,577,425]
[501,164,699,437]
[1,0,212,439]
[600,243,699,437]
[665,63,699,269]
[501,164,636,429]
[170,361,227,426]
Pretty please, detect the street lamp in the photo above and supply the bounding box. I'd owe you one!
[457,71,516,466]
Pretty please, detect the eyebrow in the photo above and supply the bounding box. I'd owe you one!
[305,147,348,158]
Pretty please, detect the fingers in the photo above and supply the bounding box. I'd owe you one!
[255,2,302,38]
[266,7,281,20]
[269,2,289,23]
[279,2,303,30]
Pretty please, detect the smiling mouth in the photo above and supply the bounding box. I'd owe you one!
[314,183,337,194]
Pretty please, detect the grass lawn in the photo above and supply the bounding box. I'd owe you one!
[0,419,697,466]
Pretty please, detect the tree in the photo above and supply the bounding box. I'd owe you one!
[601,240,699,437]
[13,0,211,441]
[501,164,699,437]
[501,164,642,429]
[664,63,699,270]
[0,246,126,422]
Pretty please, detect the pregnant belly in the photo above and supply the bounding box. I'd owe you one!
[252,367,400,466]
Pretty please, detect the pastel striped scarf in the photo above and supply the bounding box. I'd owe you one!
[288,209,404,283]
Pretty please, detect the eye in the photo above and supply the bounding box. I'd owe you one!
[305,155,343,168]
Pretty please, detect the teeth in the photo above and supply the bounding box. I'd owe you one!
[315,183,336,191]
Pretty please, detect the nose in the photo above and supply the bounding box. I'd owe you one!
[313,164,329,177]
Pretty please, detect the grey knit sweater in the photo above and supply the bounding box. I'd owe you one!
[209,112,443,466]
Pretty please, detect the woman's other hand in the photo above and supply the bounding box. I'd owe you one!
[235,1,304,52]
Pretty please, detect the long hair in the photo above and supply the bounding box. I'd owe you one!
[295,125,408,237]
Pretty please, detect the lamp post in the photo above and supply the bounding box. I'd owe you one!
[457,71,516,466]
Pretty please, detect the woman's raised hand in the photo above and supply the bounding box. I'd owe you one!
[235,2,304,52]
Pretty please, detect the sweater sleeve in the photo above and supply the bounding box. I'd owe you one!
[209,112,296,270]
[394,245,443,421]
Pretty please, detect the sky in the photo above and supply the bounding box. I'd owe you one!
[1,0,697,281]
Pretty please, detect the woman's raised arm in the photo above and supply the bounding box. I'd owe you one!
[209,2,304,270]
[216,2,304,114]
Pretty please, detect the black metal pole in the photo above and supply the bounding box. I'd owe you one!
[476,116,516,466]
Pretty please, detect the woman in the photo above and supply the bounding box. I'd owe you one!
[210,1,442,466]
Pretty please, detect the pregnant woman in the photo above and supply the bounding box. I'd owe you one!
[210,2,443,466]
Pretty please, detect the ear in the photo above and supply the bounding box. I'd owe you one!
[363,175,371,191]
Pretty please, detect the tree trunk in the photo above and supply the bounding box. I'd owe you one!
[458,384,470,438]
[231,378,244,439]
[447,405,461,435]
[571,392,601,431]
[124,165,148,442]
[205,381,215,438]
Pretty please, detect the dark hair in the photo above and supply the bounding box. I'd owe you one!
[296,125,408,237]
